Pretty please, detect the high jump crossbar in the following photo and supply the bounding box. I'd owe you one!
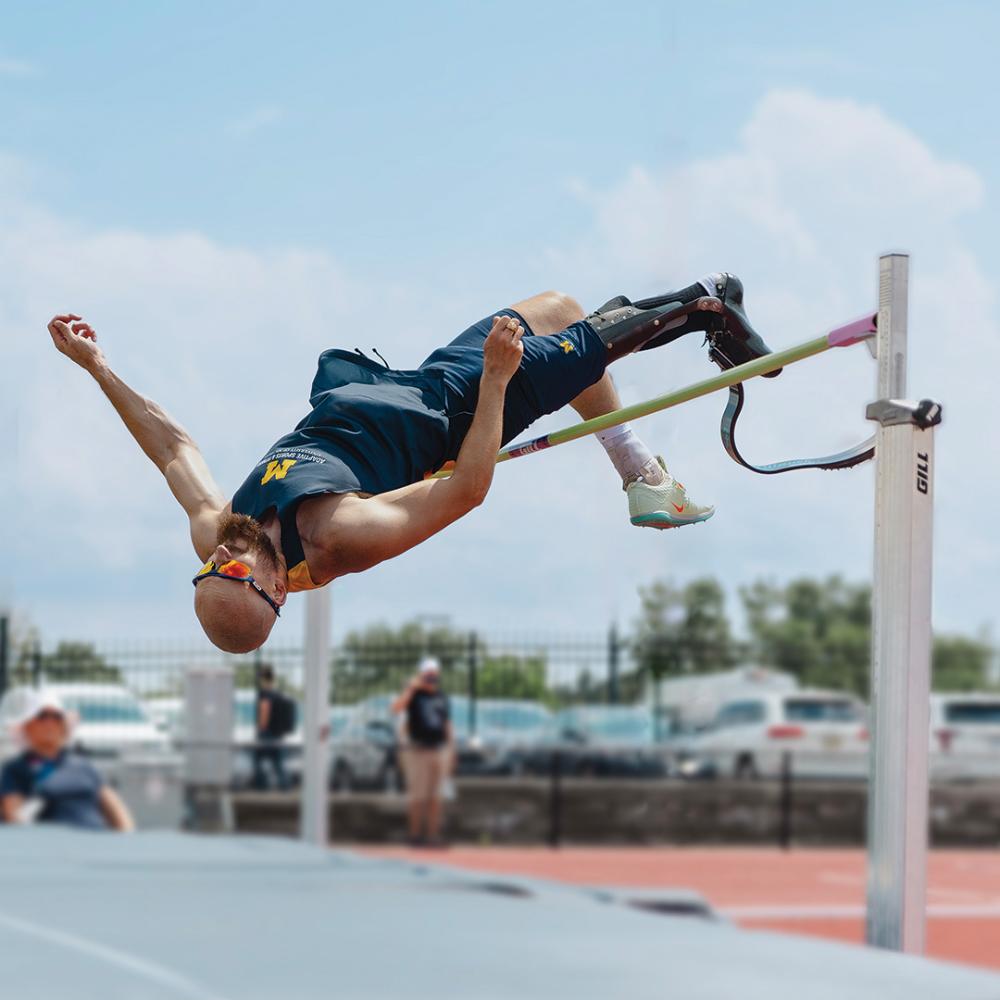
[430,313,878,478]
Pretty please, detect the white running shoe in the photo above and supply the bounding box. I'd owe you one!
[626,457,715,530]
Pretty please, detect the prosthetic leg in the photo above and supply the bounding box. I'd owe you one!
[585,295,723,363]
[586,273,782,378]
[582,273,776,529]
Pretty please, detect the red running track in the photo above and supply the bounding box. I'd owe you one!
[360,847,1000,972]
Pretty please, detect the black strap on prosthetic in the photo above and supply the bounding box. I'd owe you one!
[587,296,722,362]
[590,294,875,475]
[709,338,875,475]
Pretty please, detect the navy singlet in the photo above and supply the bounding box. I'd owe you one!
[231,350,452,591]
[231,312,606,590]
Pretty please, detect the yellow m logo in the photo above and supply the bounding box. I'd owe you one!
[261,459,297,485]
[559,339,575,354]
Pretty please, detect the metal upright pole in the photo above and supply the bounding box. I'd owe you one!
[0,616,9,699]
[31,640,42,688]
[467,632,479,736]
[607,624,620,705]
[301,588,332,846]
[865,252,942,952]
[253,647,263,691]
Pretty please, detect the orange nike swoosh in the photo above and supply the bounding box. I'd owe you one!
[672,502,686,513]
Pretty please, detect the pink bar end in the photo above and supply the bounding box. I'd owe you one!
[828,313,877,348]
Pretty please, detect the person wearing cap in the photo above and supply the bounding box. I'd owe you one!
[392,657,453,846]
[0,690,134,831]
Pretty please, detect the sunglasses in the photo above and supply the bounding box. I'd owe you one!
[34,710,66,723]
[192,559,281,617]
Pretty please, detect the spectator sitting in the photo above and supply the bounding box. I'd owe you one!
[392,657,454,847]
[0,689,134,831]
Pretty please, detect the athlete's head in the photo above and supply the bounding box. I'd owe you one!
[192,513,288,653]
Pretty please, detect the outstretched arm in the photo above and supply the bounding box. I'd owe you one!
[327,315,525,576]
[46,315,226,559]
[391,676,420,714]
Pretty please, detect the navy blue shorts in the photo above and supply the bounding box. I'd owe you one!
[420,309,607,453]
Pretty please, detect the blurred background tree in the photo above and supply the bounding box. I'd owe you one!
[6,639,124,688]
[331,621,548,703]
[632,577,738,681]
[740,576,872,696]
[475,654,547,700]
[739,577,993,696]
[333,621,470,702]
[932,634,994,691]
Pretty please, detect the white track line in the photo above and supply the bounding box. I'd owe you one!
[0,910,232,1000]
[818,872,865,887]
[927,886,999,903]
[815,876,998,904]
[724,904,1000,920]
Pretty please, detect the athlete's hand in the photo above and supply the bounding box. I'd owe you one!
[47,314,105,373]
[483,315,524,383]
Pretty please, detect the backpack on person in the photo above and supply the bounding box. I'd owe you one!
[269,692,297,738]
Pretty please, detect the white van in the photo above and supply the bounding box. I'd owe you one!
[678,688,869,780]
[930,693,1000,781]
[653,666,798,734]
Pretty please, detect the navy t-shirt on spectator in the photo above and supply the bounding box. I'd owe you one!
[0,750,109,830]
[406,690,450,749]
[257,689,278,737]
[257,689,294,739]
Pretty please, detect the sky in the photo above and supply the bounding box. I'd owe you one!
[1,0,998,652]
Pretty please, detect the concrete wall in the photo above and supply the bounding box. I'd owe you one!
[228,778,1000,846]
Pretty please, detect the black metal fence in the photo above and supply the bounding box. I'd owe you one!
[0,628,643,717]
[5,622,1000,845]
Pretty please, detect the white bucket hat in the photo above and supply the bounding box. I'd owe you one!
[418,656,441,676]
[6,688,75,740]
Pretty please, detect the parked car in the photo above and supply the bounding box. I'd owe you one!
[329,705,353,740]
[525,706,668,778]
[930,693,1000,781]
[0,684,170,759]
[675,689,868,780]
[452,697,552,776]
[329,695,403,792]
[329,695,554,788]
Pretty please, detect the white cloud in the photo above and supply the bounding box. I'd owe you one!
[0,163,427,608]
[225,104,285,137]
[1,88,996,648]
[539,89,997,637]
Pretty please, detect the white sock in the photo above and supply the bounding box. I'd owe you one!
[596,423,665,485]
[699,272,726,297]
